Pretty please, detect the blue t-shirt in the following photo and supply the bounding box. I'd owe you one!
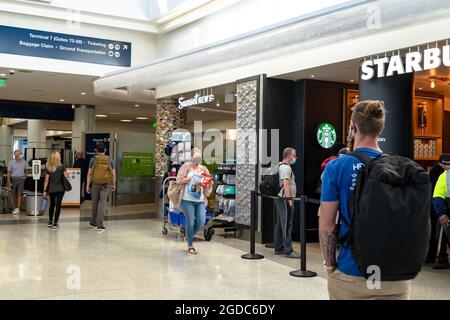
[89,156,115,170]
[320,148,382,277]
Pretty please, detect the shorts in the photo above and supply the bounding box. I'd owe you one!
[328,269,412,300]
[11,178,25,196]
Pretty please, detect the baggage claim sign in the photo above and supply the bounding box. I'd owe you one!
[0,25,131,67]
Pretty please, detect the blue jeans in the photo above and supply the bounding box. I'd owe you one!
[274,198,294,254]
[181,200,205,247]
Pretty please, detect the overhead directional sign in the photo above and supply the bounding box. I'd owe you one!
[0,25,131,67]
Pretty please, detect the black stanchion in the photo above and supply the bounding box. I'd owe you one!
[242,190,264,260]
[290,195,317,278]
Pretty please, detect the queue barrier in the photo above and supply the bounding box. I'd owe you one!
[241,190,318,278]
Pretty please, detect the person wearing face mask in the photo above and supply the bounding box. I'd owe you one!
[274,147,301,259]
[176,148,212,255]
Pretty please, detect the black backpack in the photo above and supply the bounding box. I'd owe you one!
[343,151,431,281]
[259,163,290,196]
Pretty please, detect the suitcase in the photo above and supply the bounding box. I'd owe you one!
[0,192,12,214]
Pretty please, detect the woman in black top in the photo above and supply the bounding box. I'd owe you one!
[43,151,68,229]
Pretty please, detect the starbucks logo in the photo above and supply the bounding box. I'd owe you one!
[317,123,337,149]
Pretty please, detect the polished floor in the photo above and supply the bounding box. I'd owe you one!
[0,204,449,300]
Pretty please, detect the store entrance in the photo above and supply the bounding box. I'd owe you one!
[173,84,238,238]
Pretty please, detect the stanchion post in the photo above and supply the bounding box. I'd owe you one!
[290,195,317,278]
[242,190,264,260]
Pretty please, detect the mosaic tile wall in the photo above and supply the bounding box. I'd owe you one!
[155,100,187,176]
[236,79,258,226]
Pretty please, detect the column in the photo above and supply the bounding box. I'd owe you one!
[359,71,414,158]
[155,99,187,176]
[0,124,13,164]
[27,120,47,159]
[72,105,96,153]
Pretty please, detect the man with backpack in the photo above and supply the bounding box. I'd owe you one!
[274,147,301,259]
[319,100,430,300]
[86,142,116,233]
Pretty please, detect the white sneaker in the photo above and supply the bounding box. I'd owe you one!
[12,208,19,215]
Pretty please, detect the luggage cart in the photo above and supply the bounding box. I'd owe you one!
[161,176,215,241]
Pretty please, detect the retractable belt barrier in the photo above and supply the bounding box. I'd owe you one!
[241,190,318,278]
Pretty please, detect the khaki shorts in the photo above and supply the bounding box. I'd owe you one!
[328,269,412,300]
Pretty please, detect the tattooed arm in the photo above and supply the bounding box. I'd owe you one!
[318,201,339,274]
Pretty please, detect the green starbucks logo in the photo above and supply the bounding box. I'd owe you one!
[317,123,337,149]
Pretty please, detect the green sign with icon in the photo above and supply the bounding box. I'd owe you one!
[122,152,154,176]
[0,79,6,88]
[316,123,337,149]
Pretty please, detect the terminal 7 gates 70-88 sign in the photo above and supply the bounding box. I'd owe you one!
[0,25,131,67]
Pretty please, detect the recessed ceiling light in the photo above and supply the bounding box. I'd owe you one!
[81,92,86,95]
[350,80,355,82]
[201,109,206,112]
[0,74,6,77]
[121,120,132,122]
[96,114,108,118]
[134,104,140,107]
[136,117,148,120]
[310,75,315,78]
[216,103,220,107]
[419,87,423,90]
[59,99,65,102]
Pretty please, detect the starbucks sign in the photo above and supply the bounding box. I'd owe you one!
[316,123,337,149]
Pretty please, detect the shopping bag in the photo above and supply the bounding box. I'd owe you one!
[40,196,49,213]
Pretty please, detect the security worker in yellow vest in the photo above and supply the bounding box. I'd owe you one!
[432,154,450,270]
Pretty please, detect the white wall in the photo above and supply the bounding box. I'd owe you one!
[156,0,348,58]
[186,119,236,132]
[0,11,157,76]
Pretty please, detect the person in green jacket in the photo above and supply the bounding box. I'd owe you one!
[431,154,450,270]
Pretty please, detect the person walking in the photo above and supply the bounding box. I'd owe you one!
[274,147,301,259]
[431,155,450,270]
[43,151,68,229]
[73,151,88,202]
[7,150,27,215]
[176,148,212,255]
[86,142,116,233]
[319,100,429,300]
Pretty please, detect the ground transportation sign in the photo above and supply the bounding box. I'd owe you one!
[0,25,131,67]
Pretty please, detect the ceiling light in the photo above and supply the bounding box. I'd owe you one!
[134,104,140,107]
[419,87,423,90]
[59,99,65,102]
[201,109,206,112]
[431,80,436,89]
[81,92,86,95]
[136,117,148,120]
[216,103,220,107]
[350,80,355,83]
[110,112,121,115]
[121,120,132,122]
[0,74,6,77]
[96,114,108,118]
[310,75,315,78]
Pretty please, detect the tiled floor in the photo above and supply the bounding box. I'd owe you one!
[0,204,449,300]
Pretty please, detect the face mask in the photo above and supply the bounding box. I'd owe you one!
[192,155,202,165]
[291,157,297,165]
[347,126,355,151]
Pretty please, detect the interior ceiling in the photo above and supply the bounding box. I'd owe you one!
[0,68,238,125]
[0,68,156,123]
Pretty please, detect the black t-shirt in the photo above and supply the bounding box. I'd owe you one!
[46,165,66,194]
